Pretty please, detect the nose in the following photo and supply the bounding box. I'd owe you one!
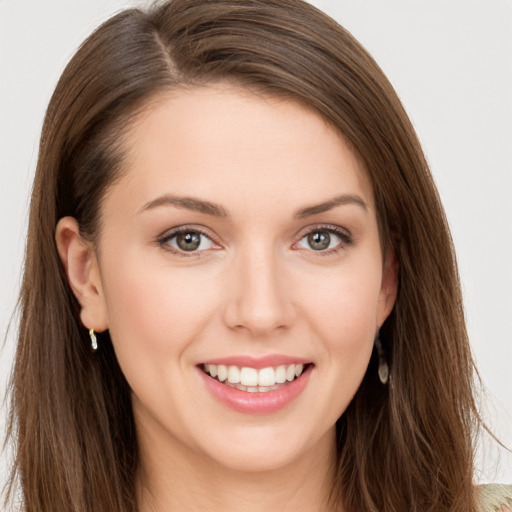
[222,245,295,336]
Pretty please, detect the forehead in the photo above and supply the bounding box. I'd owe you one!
[109,84,374,215]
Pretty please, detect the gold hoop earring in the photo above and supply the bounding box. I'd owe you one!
[89,329,98,351]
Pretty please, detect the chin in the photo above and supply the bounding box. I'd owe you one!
[207,446,304,474]
[196,423,333,474]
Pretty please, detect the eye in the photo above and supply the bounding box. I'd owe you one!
[160,228,217,254]
[295,227,351,252]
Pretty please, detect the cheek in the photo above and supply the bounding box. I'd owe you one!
[309,283,379,414]
[293,257,382,409]
[296,260,383,346]
[313,283,378,376]
[99,251,221,361]
[98,252,225,430]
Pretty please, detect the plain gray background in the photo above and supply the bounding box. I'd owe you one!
[1,0,511,493]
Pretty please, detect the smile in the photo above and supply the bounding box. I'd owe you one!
[198,360,313,414]
[202,363,306,392]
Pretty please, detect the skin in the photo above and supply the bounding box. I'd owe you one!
[57,84,397,512]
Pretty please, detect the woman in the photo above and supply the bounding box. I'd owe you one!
[4,0,511,511]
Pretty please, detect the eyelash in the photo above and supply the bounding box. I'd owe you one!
[294,225,353,256]
[157,224,353,258]
[157,226,219,258]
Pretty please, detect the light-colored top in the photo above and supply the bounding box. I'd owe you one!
[479,484,512,511]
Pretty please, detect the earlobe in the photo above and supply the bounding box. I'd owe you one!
[55,217,108,332]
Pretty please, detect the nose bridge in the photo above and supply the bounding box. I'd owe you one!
[224,240,293,334]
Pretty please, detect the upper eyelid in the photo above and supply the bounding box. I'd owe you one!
[157,227,220,259]
[158,225,216,242]
[295,223,352,239]
[156,223,352,248]
[293,225,353,253]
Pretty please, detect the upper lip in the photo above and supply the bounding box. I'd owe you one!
[199,354,311,369]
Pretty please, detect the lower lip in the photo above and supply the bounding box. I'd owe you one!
[199,365,312,414]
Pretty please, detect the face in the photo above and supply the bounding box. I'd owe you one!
[71,85,396,474]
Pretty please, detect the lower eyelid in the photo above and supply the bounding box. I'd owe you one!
[297,235,341,252]
[158,228,219,254]
[171,233,214,250]
[295,227,352,247]
[157,226,352,255]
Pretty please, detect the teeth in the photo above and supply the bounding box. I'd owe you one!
[203,363,308,389]
[217,365,227,382]
[275,365,287,384]
[258,367,276,387]
[240,367,258,386]
[227,366,240,384]
[227,383,281,392]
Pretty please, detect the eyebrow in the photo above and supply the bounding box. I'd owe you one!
[138,193,367,219]
[138,194,228,217]
[294,194,368,218]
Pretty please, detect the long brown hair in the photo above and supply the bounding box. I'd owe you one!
[6,1,480,510]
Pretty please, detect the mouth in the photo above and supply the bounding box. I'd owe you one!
[201,362,312,393]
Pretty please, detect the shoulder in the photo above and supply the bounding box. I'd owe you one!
[478,484,512,512]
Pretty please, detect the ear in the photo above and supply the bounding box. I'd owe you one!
[376,247,398,328]
[55,217,108,332]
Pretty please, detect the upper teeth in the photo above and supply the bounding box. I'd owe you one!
[204,363,304,387]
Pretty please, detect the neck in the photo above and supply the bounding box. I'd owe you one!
[136,424,339,512]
